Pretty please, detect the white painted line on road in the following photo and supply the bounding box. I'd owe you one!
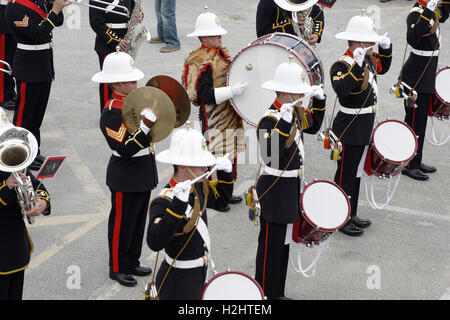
[360,201,450,223]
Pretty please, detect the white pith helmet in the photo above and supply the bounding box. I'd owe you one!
[274,0,319,12]
[156,122,216,167]
[187,6,227,37]
[261,56,312,94]
[92,50,144,83]
[335,10,382,42]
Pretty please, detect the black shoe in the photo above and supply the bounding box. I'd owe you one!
[351,216,371,228]
[109,271,137,287]
[402,168,429,181]
[339,222,364,237]
[229,195,243,204]
[419,163,436,174]
[215,205,230,212]
[130,266,152,277]
[28,160,42,171]
[0,100,15,110]
[35,154,47,164]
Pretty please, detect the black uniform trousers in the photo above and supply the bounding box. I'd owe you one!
[255,217,290,299]
[155,262,207,300]
[0,270,24,300]
[0,33,16,104]
[108,189,151,274]
[97,54,112,113]
[404,93,430,169]
[13,81,51,151]
[334,144,366,218]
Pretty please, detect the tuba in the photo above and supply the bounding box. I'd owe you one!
[292,7,315,40]
[123,0,151,59]
[274,0,319,40]
[0,111,39,224]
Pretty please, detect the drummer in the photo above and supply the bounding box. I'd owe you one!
[254,57,326,300]
[400,0,450,181]
[182,7,247,209]
[92,50,158,287]
[330,12,392,236]
[256,0,325,46]
[146,124,234,300]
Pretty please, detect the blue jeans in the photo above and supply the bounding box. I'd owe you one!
[155,0,180,48]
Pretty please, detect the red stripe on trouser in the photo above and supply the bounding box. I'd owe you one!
[15,83,27,127]
[338,145,345,186]
[112,192,123,273]
[0,34,5,103]
[262,221,269,292]
[103,83,109,106]
[408,108,416,169]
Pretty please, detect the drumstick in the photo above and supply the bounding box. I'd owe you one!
[205,153,230,180]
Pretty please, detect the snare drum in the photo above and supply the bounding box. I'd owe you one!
[430,67,450,120]
[293,180,350,246]
[227,33,324,127]
[201,271,265,300]
[364,120,418,177]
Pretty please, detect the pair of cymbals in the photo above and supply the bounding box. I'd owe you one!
[122,75,191,142]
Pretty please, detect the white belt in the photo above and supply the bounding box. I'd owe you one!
[112,148,150,157]
[17,42,52,51]
[106,23,128,29]
[339,105,377,115]
[165,254,207,269]
[263,165,301,178]
[411,48,439,57]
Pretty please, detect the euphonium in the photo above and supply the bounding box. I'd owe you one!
[0,112,39,224]
[292,8,315,41]
[123,0,151,59]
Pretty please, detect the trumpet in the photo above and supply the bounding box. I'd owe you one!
[0,59,12,76]
[67,0,130,18]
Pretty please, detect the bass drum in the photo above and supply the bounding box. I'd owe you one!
[227,32,324,127]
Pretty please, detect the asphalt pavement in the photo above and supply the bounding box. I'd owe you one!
[6,0,449,301]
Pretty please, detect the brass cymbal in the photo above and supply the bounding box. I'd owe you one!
[146,75,191,128]
[122,87,176,143]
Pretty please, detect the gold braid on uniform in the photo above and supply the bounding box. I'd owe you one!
[182,180,209,234]
[285,107,304,149]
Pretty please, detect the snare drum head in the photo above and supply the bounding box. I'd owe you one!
[201,271,264,300]
[372,120,417,163]
[301,180,350,231]
[227,33,324,127]
[435,67,450,103]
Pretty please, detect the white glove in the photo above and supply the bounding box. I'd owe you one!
[230,80,248,96]
[427,0,438,11]
[173,180,192,203]
[353,47,366,67]
[379,33,391,50]
[214,81,248,104]
[140,109,157,135]
[310,85,325,100]
[280,103,294,123]
[215,156,232,173]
